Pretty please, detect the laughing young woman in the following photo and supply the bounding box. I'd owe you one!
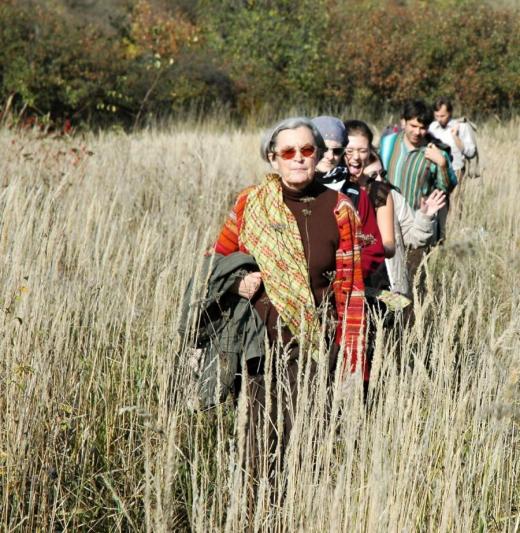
[344,119,396,266]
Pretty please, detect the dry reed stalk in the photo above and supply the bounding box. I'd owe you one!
[0,120,518,531]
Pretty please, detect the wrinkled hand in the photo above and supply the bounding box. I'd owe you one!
[424,143,446,167]
[420,189,446,217]
[233,272,262,299]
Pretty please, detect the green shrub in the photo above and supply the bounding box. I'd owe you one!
[200,0,332,115]
[0,1,123,126]
[326,0,520,115]
[0,0,519,127]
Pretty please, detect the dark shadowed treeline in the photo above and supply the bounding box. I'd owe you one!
[1,0,519,128]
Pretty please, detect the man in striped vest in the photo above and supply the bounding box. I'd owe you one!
[380,100,456,214]
[380,100,457,294]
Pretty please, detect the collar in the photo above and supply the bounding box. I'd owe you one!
[316,166,349,185]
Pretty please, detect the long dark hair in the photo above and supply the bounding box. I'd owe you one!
[366,149,400,201]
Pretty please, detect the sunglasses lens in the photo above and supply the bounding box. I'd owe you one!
[300,145,315,157]
[278,145,315,159]
[280,148,296,160]
[332,148,344,156]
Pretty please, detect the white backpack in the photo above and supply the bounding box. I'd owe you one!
[456,117,480,178]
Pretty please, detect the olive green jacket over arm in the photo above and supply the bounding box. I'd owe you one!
[179,252,266,408]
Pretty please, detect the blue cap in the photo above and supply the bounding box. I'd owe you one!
[311,116,346,145]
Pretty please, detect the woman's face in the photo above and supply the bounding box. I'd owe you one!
[316,140,345,173]
[363,160,384,181]
[345,134,371,180]
[269,126,318,191]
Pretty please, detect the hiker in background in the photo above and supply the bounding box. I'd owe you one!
[380,99,456,244]
[214,116,365,491]
[364,153,446,298]
[379,100,456,287]
[381,123,402,139]
[311,116,387,283]
[380,99,456,212]
[429,96,477,181]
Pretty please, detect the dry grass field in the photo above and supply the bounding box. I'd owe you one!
[0,118,519,531]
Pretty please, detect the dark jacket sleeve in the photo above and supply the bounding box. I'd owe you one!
[179,252,266,356]
[179,252,254,340]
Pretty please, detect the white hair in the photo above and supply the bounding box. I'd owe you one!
[260,116,326,162]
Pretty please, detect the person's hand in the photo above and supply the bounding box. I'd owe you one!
[450,123,460,137]
[420,189,446,217]
[233,272,262,299]
[424,143,446,167]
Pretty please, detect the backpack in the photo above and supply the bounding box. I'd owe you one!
[381,124,402,139]
[456,117,480,178]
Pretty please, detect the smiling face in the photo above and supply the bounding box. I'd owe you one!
[345,134,371,181]
[402,117,428,148]
[316,139,345,173]
[269,126,318,191]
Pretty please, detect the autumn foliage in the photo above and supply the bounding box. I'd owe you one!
[326,1,520,114]
[127,0,199,59]
[0,0,519,127]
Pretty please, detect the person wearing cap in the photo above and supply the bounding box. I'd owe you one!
[311,116,386,282]
[312,115,349,188]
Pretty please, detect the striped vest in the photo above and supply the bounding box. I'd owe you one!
[380,132,453,209]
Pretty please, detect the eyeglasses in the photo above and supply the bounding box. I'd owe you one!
[325,147,345,157]
[276,144,316,160]
[345,147,370,157]
[368,169,387,180]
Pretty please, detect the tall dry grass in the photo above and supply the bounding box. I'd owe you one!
[0,118,518,531]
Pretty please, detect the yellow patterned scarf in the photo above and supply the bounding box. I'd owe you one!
[240,173,323,355]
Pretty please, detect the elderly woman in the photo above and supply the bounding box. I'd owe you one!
[213,117,365,476]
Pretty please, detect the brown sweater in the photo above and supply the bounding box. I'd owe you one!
[252,180,339,349]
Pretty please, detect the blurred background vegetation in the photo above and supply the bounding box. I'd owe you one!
[1,0,519,129]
